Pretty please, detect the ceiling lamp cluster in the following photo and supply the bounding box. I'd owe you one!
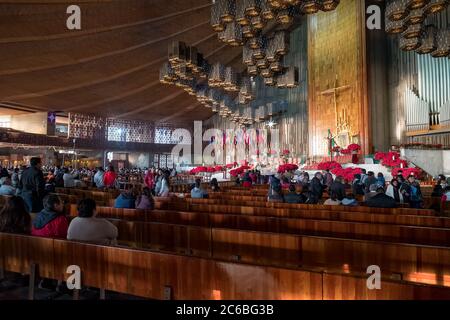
[160,41,257,125]
[211,0,340,86]
[385,0,450,57]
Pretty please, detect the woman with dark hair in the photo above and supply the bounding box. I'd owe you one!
[136,187,155,210]
[0,196,31,234]
[386,178,404,204]
[210,178,220,192]
[103,165,117,188]
[31,194,68,238]
[67,198,118,245]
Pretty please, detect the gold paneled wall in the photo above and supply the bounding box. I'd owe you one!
[308,0,368,156]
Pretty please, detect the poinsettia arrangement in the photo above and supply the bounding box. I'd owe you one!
[189,166,226,175]
[277,163,299,174]
[230,165,251,177]
[392,167,422,178]
[374,152,408,168]
[317,161,342,171]
[331,167,363,182]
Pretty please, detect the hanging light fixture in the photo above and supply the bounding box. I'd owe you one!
[400,36,422,50]
[385,19,407,34]
[243,44,256,65]
[277,7,296,24]
[269,60,283,72]
[168,41,187,66]
[256,57,269,69]
[236,0,251,25]
[219,0,237,23]
[208,62,226,87]
[402,23,423,38]
[404,8,426,25]
[268,0,284,9]
[159,62,177,84]
[186,46,199,69]
[424,0,448,15]
[251,15,265,29]
[386,0,409,21]
[264,76,277,86]
[248,65,258,76]
[406,0,430,10]
[261,0,276,20]
[244,0,262,16]
[431,29,450,57]
[224,67,240,92]
[273,31,289,56]
[300,0,321,14]
[260,67,274,78]
[416,24,437,54]
[211,0,225,31]
[242,25,256,38]
[249,34,265,49]
[321,0,341,12]
[224,22,244,46]
[252,46,266,60]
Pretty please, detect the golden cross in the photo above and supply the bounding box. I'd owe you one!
[320,74,351,131]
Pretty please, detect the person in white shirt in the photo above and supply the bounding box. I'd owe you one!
[67,198,118,245]
[158,172,170,197]
[93,167,105,189]
[63,168,76,188]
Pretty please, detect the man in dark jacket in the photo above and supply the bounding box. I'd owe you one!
[307,172,324,204]
[400,175,423,208]
[330,176,346,201]
[364,171,378,193]
[18,157,46,213]
[284,184,306,204]
[365,187,397,208]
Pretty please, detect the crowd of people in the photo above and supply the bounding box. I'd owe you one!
[265,168,450,209]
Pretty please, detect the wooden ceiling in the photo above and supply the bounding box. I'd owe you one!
[0,0,244,126]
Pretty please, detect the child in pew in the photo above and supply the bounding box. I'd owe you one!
[67,198,118,246]
[0,196,31,234]
[135,187,155,210]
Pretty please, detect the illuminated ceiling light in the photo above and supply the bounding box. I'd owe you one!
[244,0,262,16]
[300,0,321,14]
[219,0,236,23]
[242,25,256,38]
[249,34,265,49]
[264,76,277,86]
[256,57,269,69]
[402,23,423,38]
[261,0,276,19]
[247,65,258,76]
[273,31,289,56]
[404,8,426,25]
[431,29,450,57]
[208,62,226,88]
[424,0,448,15]
[277,7,295,24]
[243,44,256,65]
[251,15,265,29]
[224,22,244,46]
[385,19,407,34]
[159,62,177,84]
[268,0,284,9]
[236,0,251,25]
[252,46,266,60]
[260,67,274,78]
[399,36,422,50]
[416,25,437,54]
[269,60,283,72]
[321,0,340,12]
[386,0,409,20]
[406,0,430,10]
[168,41,187,66]
[267,119,277,128]
[224,67,240,92]
[211,1,225,31]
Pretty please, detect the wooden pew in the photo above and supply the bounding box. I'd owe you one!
[2,232,450,300]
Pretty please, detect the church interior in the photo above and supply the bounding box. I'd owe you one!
[0,0,450,302]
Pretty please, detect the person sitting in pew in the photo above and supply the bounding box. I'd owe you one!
[365,184,379,202]
[431,174,447,197]
[32,194,68,238]
[114,189,136,209]
[305,172,324,204]
[62,168,76,188]
[365,187,397,208]
[191,179,208,199]
[0,196,31,234]
[284,184,305,204]
[329,176,346,201]
[386,178,404,204]
[268,176,284,203]
[210,178,220,192]
[0,177,16,196]
[342,194,359,206]
[135,187,155,210]
[67,198,118,245]
[323,192,341,206]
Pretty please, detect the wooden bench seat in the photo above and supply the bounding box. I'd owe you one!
[1,232,450,300]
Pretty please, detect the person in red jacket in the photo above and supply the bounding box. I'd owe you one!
[32,194,68,238]
[103,165,117,188]
[144,168,155,191]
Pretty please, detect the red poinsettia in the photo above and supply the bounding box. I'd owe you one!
[392,167,421,178]
[317,161,342,171]
[332,146,341,153]
[347,144,361,152]
[331,167,363,182]
[282,149,290,156]
[277,163,299,174]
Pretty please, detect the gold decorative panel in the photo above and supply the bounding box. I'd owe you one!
[308,0,369,157]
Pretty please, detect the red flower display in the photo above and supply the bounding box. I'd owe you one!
[317,161,342,171]
[347,144,361,152]
[392,167,421,178]
[277,163,299,174]
[282,149,290,156]
[331,167,362,182]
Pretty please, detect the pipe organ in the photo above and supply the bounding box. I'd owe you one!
[405,88,430,132]
[441,100,450,128]
[417,54,450,127]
